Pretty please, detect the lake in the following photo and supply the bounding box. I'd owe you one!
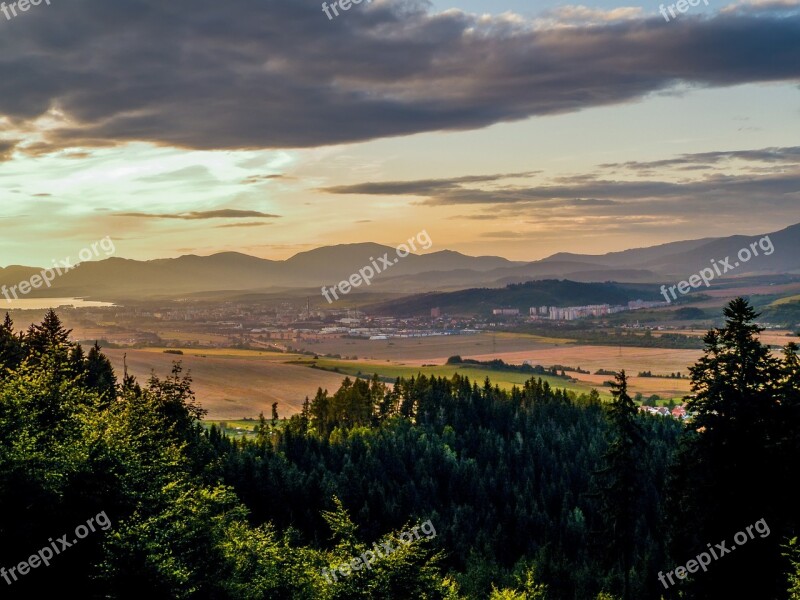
[0,297,115,310]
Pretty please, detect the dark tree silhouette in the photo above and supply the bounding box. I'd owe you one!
[668,298,798,599]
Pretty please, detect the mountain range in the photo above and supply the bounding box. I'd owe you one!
[1,223,798,301]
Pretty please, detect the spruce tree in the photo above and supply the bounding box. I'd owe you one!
[0,313,23,373]
[668,298,794,598]
[86,341,118,402]
[594,370,644,600]
[24,308,74,370]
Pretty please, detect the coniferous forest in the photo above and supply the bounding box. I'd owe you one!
[0,299,798,599]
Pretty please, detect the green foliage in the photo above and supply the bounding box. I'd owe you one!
[489,568,548,599]
[592,371,647,600]
[220,369,680,599]
[667,298,800,599]
[519,327,705,349]
[25,308,72,358]
[786,538,800,600]
[0,313,24,374]
[0,311,465,598]
[445,356,572,379]
[576,388,603,407]
[2,304,796,599]
[319,497,457,599]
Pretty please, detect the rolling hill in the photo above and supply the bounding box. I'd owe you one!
[364,280,664,317]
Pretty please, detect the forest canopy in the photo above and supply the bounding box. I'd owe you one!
[0,300,797,599]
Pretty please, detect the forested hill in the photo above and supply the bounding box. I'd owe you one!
[365,279,663,317]
[0,304,798,599]
[214,374,682,598]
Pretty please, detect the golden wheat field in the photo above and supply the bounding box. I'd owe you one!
[294,331,571,362]
[103,348,346,420]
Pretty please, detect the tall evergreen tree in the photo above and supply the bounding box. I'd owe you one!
[86,341,118,402]
[593,370,644,600]
[668,298,795,598]
[25,308,72,356]
[0,313,23,374]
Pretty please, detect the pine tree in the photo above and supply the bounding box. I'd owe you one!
[255,411,270,445]
[668,298,793,598]
[593,370,644,600]
[0,313,23,373]
[86,341,118,402]
[687,298,780,439]
[25,308,72,356]
[271,402,279,425]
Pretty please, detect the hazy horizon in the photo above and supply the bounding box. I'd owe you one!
[3,220,799,271]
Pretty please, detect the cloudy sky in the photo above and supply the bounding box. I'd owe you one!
[0,0,798,266]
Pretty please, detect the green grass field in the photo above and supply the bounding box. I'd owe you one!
[289,357,610,399]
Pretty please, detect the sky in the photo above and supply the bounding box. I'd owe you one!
[0,0,798,266]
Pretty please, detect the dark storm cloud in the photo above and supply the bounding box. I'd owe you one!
[0,0,798,151]
[115,210,281,220]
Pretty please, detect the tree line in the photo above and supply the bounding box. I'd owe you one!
[0,299,797,598]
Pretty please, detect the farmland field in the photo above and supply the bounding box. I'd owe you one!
[102,348,346,420]
[99,334,700,419]
[469,345,700,374]
[36,311,714,416]
[292,331,573,362]
[135,347,295,360]
[463,346,697,399]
